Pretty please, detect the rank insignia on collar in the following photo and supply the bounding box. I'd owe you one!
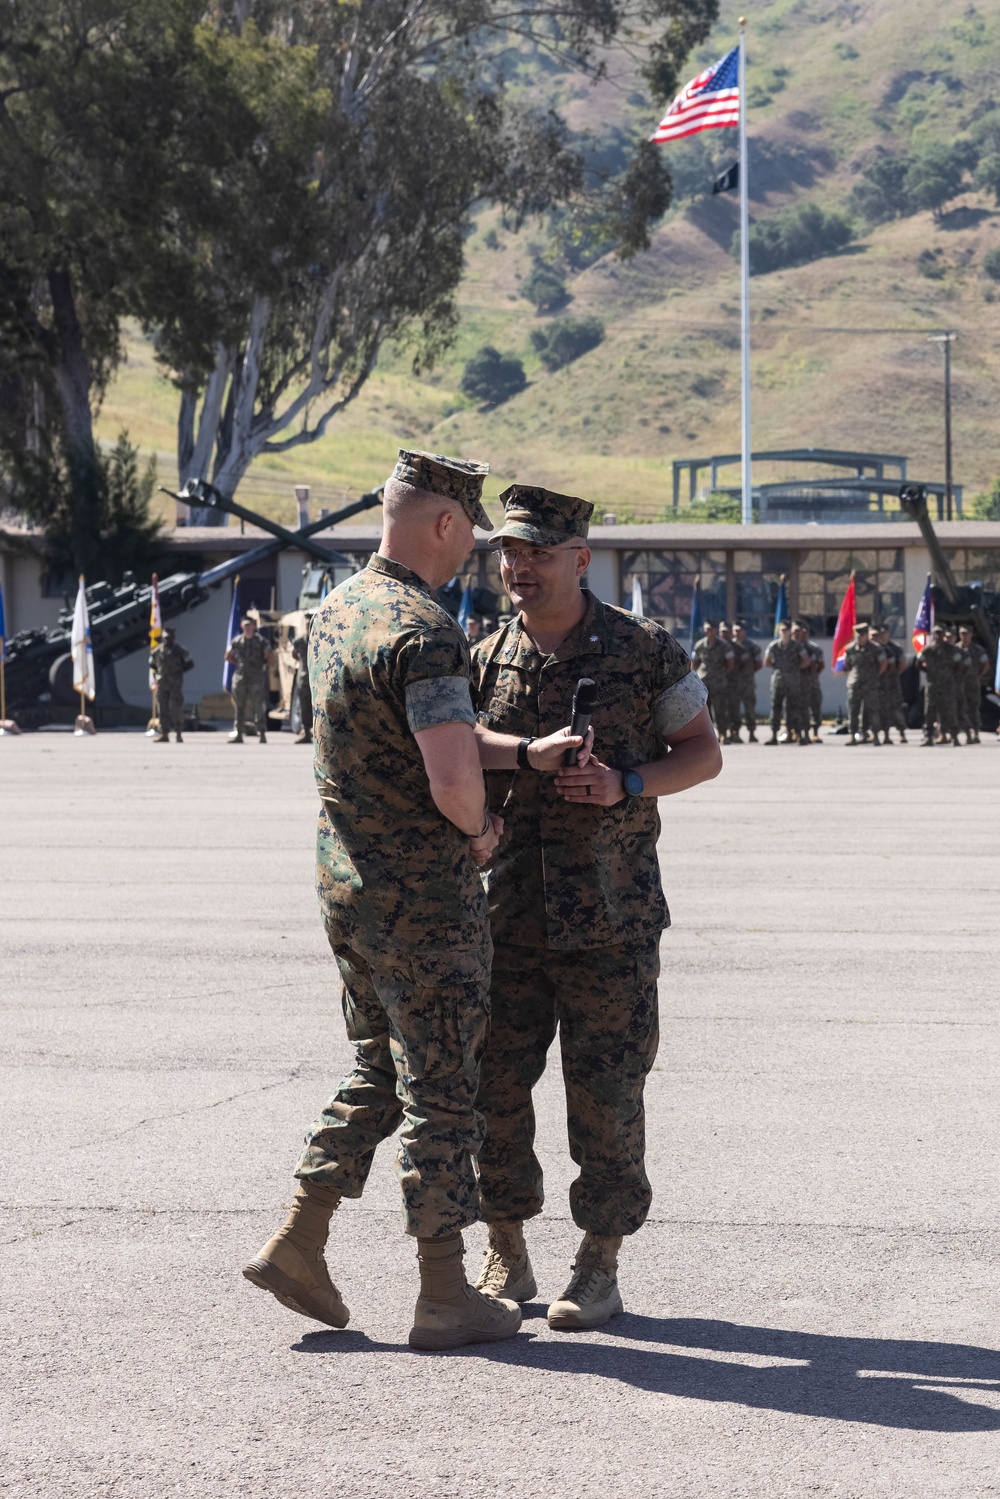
[590,634,599,642]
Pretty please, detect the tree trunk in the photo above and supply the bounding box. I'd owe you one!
[48,266,102,579]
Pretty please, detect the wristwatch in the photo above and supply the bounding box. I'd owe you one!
[621,769,645,799]
[517,736,536,770]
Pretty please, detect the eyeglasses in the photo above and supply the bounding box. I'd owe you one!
[493,545,586,567]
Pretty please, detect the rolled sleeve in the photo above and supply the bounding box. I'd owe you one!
[405,675,476,733]
[652,670,708,738]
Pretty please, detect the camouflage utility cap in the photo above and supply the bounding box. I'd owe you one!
[489,484,594,548]
[392,448,492,530]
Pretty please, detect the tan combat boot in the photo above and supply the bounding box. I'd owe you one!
[547,1232,624,1331]
[227,730,243,743]
[475,1220,537,1303]
[409,1233,521,1351]
[242,1180,349,1328]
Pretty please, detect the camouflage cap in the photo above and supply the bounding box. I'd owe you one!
[854,621,870,633]
[391,448,492,529]
[488,484,594,547]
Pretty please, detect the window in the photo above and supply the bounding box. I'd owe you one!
[944,549,1000,592]
[734,550,794,637]
[797,549,905,637]
[620,550,726,637]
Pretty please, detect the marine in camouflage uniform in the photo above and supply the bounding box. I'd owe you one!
[800,628,825,740]
[919,624,962,745]
[764,622,810,744]
[227,621,273,742]
[875,626,907,743]
[149,629,193,742]
[244,448,522,1351]
[958,625,988,742]
[471,483,716,1330]
[731,622,761,741]
[692,622,734,739]
[844,623,885,745]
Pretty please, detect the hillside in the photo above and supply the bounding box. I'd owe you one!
[97,0,1000,527]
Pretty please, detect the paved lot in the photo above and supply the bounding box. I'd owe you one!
[2,727,999,1498]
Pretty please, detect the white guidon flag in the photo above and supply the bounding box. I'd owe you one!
[71,575,96,701]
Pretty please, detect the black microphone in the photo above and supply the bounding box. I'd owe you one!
[564,677,597,764]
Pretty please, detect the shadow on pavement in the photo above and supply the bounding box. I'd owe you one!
[291,1316,1000,1430]
[473,1316,1000,1431]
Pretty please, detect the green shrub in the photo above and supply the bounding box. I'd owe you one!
[460,346,527,406]
[735,203,853,276]
[521,263,570,313]
[984,247,1000,281]
[529,316,604,372]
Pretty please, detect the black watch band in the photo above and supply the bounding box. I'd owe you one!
[517,736,536,770]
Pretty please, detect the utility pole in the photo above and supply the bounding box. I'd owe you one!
[928,332,956,521]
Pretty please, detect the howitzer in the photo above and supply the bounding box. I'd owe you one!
[899,484,999,655]
[3,485,382,712]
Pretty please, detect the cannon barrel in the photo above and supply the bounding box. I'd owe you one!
[899,483,998,656]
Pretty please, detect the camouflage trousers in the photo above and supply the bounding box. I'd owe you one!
[730,673,757,733]
[923,682,957,738]
[296,933,491,1238]
[770,674,809,736]
[961,675,982,734]
[808,676,823,731]
[232,677,267,735]
[477,940,660,1238]
[157,684,184,735]
[879,677,906,735]
[703,678,731,736]
[848,681,881,739]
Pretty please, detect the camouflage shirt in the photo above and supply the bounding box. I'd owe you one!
[844,640,885,688]
[764,638,808,680]
[149,641,191,688]
[228,632,270,685]
[471,590,704,952]
[309,554,487,953]
[805,641,825,673]
[692,636,734,689]
[882,639,904,673]
[732,638,762,680]
[965,640,989,679]
[918,641,962,685]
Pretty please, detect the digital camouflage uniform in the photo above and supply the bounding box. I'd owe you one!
[878,637,907,738]
[692,635,734,736]
[472,493,707,1238]
[731,637,761,735]
[149,639,192,734]
[919,639,961,741]
[297,449,495,1240]
[228,632,271,735]
[960,639,989,736]
[845,639,885,740]
[805,640,825,733]
[764,637,809,737]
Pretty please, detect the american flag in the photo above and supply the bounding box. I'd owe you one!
[911,573,934,654]
[650,45,741,144]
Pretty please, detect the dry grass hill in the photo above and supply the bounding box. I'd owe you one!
[97,0,1000,527]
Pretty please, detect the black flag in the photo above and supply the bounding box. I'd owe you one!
[712,162,739,195]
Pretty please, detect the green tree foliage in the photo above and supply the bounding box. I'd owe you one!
[460,347,527,406]
[735,204,853,277]
[968,477,1000,521]
[521,264,571,314]
[983,248,1000,282]
[903,141,970,219]
[530,317,605,372]
[850,139,980,225]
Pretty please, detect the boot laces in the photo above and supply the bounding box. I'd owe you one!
[478,1225,523,1291]
[562,1253,611,1306]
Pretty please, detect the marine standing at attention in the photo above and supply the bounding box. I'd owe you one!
[149,627,193,743]
[731,621,762,742]
[242,451,580,1352]
[918,623,961,746]
[874,624,907,744]
[764,620,810,745]
[844,622,885,746]
[958,624,988,744]
[692,619,734,741]
[470,486,722,1330]
[225,616,275,744]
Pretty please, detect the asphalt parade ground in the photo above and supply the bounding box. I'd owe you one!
[2,726,999,1498]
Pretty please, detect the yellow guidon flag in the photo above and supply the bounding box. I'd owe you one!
[148,573,163,690]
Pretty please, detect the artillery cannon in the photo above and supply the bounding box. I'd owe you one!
[898,483,999,730]
[3,480,382,715]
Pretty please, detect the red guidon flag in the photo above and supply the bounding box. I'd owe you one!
[831,572,857,673]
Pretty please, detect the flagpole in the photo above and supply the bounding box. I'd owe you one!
[738,17,752,527]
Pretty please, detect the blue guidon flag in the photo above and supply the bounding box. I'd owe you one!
[650,45,741,144]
